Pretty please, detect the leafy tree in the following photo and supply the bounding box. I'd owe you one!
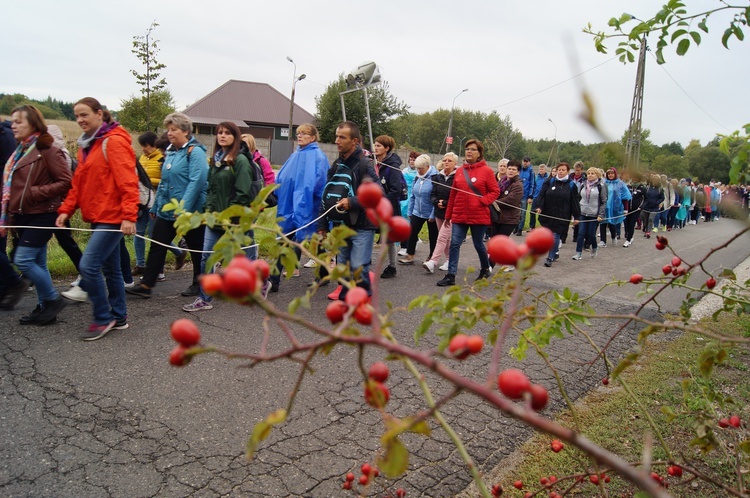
[116,90,176,133]
[315,75,409,146]
[685,145,730,183]
[652,153,690,179]
[0,93,66,120]
[659,141,684,156]
[131,21,168,131]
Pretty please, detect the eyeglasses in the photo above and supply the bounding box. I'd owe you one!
[297,132,311,137]
[465,147,479,152]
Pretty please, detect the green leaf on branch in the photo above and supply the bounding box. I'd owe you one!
[670,29,687,43]
[377,436,409,478]
[612,350,641,379]
[721,268,737,280]
[689,31,701,44]
[660,405,678,422]
[246,409,287,460]
[676,38,690,55]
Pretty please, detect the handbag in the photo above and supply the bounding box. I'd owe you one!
[490,201,502,224]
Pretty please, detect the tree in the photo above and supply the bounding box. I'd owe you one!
[685,144,730,183]
[484,115,523,160]
[652,153,690,179]
[315,75,409,146]
[131,21,168,131]
[116,90,176,133]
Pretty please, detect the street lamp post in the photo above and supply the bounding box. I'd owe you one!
[286,57,305,141]
[445,88,468,153]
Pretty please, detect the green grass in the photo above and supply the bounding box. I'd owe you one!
[46,208,281,279]
[470,313,750,497]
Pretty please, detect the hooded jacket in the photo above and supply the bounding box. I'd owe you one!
[204,152,252,214]
[378,152,404,217]
[59,125,138,224]
[7,132,71,216]
[275,141,329,240]
[152,136,208,220]
[139,149,165,187]
[537,175,581,234]
[518,162,535,201]
[445,160,500,225]
[408,164,438,219]
[604,170,631,224]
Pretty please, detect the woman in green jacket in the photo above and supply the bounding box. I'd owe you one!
[183,121,254,312]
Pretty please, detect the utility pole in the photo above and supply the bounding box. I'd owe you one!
[625,35,647,170]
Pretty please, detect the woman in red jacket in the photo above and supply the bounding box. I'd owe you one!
[1,105,71,325]
[56,97,139,341]
[437,139,500,287]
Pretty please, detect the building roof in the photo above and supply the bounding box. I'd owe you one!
[183,79,315,127]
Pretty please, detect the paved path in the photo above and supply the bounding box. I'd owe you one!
[1,219,748,497]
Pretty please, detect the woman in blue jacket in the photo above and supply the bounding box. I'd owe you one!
[398,154,437,265]
[599,167,632,246]
[127,113,208,298]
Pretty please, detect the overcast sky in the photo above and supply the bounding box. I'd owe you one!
[4,0,748,148]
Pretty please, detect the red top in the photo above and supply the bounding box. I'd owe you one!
[445,160,500,225]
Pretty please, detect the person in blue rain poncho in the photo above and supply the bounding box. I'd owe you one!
[269,123,330,292]
[599,167,632,247]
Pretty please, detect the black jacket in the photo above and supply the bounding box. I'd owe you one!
[537,176,581,235]
[430,170,455,220]
[318,146,380,231]
[378,152,403,217]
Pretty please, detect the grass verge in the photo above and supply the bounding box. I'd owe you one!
[470,312,750,497]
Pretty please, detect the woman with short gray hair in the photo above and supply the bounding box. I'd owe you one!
[127,112,209,299]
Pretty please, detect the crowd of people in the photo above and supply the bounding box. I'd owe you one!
[1,105,747,341]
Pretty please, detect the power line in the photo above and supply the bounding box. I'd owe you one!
[481,56,620,112]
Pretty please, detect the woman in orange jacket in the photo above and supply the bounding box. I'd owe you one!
[56,97,139,341]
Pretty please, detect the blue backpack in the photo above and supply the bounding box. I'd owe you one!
[323,160,370,223]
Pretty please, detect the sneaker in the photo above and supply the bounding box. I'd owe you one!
[439,261,449,271]
[436,274,455,287]
[515,230,524,237]
[422,260,436,274]
[613,237,619,246]
[303,259,317,268]
[20,305,46,325]
[543,258,553,267]
[622,239,631,248]
[571,252,582,260]
[113,317,129,330]
[180,284,200,297]
[126,283,152,298]
[397,248,408,257]
[282,269,301,278]
[70,275,82,287]
[0,277,31,310]
[183,297,213,312]
[269,279,279,293]
[260,280,271,299]
[652,227,659,233]
[398,256,415,265]
[81,320,116,341]
[327,285,343,300]
[381,265,397,279]
[132,265,146,276]
[61,285,89,302]
[124,281,135,289]
[645,232,651,239]
[157,273,166,282]
[597,241,607,248]
[591,247,598,258]
[503,265,514,273]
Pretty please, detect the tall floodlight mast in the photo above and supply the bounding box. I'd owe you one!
[625,35,648,170]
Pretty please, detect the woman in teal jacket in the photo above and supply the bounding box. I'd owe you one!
[127,112,208,299]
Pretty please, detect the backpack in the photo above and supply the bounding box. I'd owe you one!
[387,166,408,201]
[322,159,369,223]
[238,150,277,207]
[135,158,154,208]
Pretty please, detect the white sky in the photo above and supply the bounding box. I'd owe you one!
[4,0,748,147]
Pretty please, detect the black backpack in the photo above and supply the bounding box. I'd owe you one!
[322,159,369,223]
[387,166,408,201]
[238,150,277,208]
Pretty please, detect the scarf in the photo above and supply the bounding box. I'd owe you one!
[584,179,598,203]
[498,175,510,193]
[77,121,119,160]
[1,133,40,229]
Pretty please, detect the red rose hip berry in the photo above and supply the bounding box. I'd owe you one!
[368,361,389,382]
[357,182,383,209]
[170,318,201,347]
[497,368,531,399]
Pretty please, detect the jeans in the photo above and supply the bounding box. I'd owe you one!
[576,216,598,252]
[448,223,488,275]
[79,224,126,325]
[547,231,561,262]
[14,244,58,304]
[119,239,133,284]
[199,227,227,301]
[516,200,527,233]
[337,229,375,300]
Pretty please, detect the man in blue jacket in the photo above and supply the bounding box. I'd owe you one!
[516,156,536,235]
[529,163,549,230]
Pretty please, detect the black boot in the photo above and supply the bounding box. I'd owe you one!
[380,265,397,279]
[475,268,491,281]
[436,274,455,287]
[0,277,31,310]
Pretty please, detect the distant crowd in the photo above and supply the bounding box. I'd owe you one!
[1,100,746,341]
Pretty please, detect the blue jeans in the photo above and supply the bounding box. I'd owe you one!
[79,224,126,325]
[576,216,598,252]
[548,232,561,261]
[337,229,374,300]
[200,227,257,301]
[14,245,58,304]
[448,223,489,275]
[517,200,527,233]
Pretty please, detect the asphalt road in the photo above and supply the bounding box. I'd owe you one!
[1,217,748,497]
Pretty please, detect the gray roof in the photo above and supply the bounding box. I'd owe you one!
[183,79,315,127]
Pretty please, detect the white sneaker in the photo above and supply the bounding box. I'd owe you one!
[62,285,88,302]
[597,241,607,248]
[439,261,449,271]
[397,248,408,257]
[70,275,82,287]
[124,281,135,289]
[623,239,631,247]
[503,266,514,273]
[422,260,436,274]
[613,237,619,246]
[182,297,214,312]
[303,259,317,268]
